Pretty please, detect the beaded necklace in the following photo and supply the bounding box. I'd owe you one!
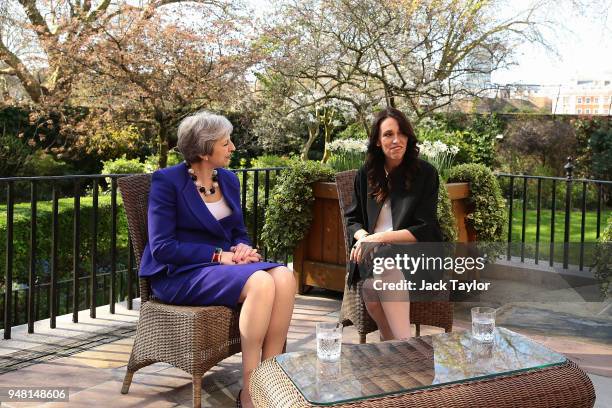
[185,162,219,196]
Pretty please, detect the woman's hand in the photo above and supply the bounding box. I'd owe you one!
[350,233,381,263]
[231,243,262,264]
[220,251,237,265]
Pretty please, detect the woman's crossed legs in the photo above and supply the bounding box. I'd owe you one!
[237,266,295,407]
[362,266,411,341]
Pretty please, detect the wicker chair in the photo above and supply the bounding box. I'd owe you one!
[118,174,241,408]
[335,170,453,343]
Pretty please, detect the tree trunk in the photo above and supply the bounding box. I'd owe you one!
[301,123,319,161]
[321,124,333,163]
[158,122,169,168]
[154,107,169,168]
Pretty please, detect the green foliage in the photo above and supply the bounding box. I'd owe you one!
[261,159,335,255]
[102,155,146,175]
[20,150,74,176]
[250,154,293,169]
[0,134,31,177]
[144,150,183,172]
[592,217,611,298]
[0,196,129,285]
[437,177,458,242]
[588,125,612,180]
[337,122,368,140]
[85,125,146,161]
[448,164,507,242]
[327,152,365,172]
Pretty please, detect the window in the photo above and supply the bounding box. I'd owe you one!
[594,97,598,103]
[586,97,591,103]
[586,108,590,114]
[577,97,582,103]
[594,109,598,114]
[577,108,582,113]
[605,109,610,114]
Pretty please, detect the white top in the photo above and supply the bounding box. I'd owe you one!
[205,196,233,220]
[374,198,393,233]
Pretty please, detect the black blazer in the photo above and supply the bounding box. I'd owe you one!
[344,159,443,284]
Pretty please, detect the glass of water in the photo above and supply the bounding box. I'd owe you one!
[316,322,343,361]
[471,307,496,343]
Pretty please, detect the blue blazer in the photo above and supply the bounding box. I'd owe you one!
[139,163,251,278]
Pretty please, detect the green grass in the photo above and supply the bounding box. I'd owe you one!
[509,206,611,243]
[506,206,610,265]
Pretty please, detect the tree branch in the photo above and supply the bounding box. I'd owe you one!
[17,0,52,37]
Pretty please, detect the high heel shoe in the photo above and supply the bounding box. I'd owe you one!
[236,389,242,408]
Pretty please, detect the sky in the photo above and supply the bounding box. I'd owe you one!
[247,0,612,86]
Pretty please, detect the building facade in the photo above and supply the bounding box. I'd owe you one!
[551,77,612,115]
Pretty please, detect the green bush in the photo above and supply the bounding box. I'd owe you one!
[144,150,184,173]
[337,122,368,140]
[102,155,146,175]
[20,150,74,176]
[85,125,146,162]
[0,135,31,177]
[592,217,611,298]
[261,159,335,256]
[250,154,293,169]
[0,196,129,286]
[448,164,507,242]
[438,178,458,242]
[588,125,612,180]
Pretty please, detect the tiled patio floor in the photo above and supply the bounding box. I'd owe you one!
[0,291,610,407]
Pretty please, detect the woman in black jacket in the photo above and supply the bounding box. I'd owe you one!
[344,107,443,340]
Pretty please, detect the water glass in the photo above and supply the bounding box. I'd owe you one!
[471,307,496,343]
[316,322,343,361]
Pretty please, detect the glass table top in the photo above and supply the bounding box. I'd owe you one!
[275,327,566,406]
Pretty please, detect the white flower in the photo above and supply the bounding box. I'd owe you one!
[332,120,342,127]
[495,134,504,139]
[450,145,460,154]
[327,138,367,153]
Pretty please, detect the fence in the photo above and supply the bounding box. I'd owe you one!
[1,168,287,339]
[1,162,610,340]
[497,157,611,270]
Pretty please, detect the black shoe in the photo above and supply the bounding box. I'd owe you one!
[236,389,242,408]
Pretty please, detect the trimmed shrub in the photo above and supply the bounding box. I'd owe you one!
[0,196,129,287]
[448,164,507,242]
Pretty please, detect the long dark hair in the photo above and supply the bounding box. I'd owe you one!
[366,107,420,203]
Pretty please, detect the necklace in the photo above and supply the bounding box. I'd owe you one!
[185,162,219,196]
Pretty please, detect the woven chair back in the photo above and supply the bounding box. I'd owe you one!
[117,174,152,302]
[335,170,358,258]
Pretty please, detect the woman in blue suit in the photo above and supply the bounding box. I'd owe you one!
[140,111,296,408]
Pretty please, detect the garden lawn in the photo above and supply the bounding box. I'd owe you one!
[509,206,611,243]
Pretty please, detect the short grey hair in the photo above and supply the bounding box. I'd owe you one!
[176,111,233,163]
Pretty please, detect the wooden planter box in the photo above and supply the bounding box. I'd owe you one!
[292,182,474,293]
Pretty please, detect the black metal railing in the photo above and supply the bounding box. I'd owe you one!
[497,157,611,270]
[2,162,609,339]
[1,168,288,339]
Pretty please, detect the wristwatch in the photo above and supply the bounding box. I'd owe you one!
[211,247,223,262]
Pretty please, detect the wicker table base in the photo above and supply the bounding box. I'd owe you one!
[250,358,595,407]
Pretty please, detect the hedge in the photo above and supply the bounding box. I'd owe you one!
[0,195,129,287]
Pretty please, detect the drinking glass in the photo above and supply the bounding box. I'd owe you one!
[316,322,343,361]
[471,307,496,342]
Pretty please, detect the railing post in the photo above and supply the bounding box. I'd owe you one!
[4,182,14,339]
[28,181,37,333]
[90,179,98,318]
[563,157,573,269]
[110,177,117,313]
[507,176,514,260]
[50,183,59,328]
[73,181,81,323]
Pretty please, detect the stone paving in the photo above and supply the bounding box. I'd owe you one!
[0,291,610,407]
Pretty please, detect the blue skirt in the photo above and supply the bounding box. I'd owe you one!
[150,262,283,308]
